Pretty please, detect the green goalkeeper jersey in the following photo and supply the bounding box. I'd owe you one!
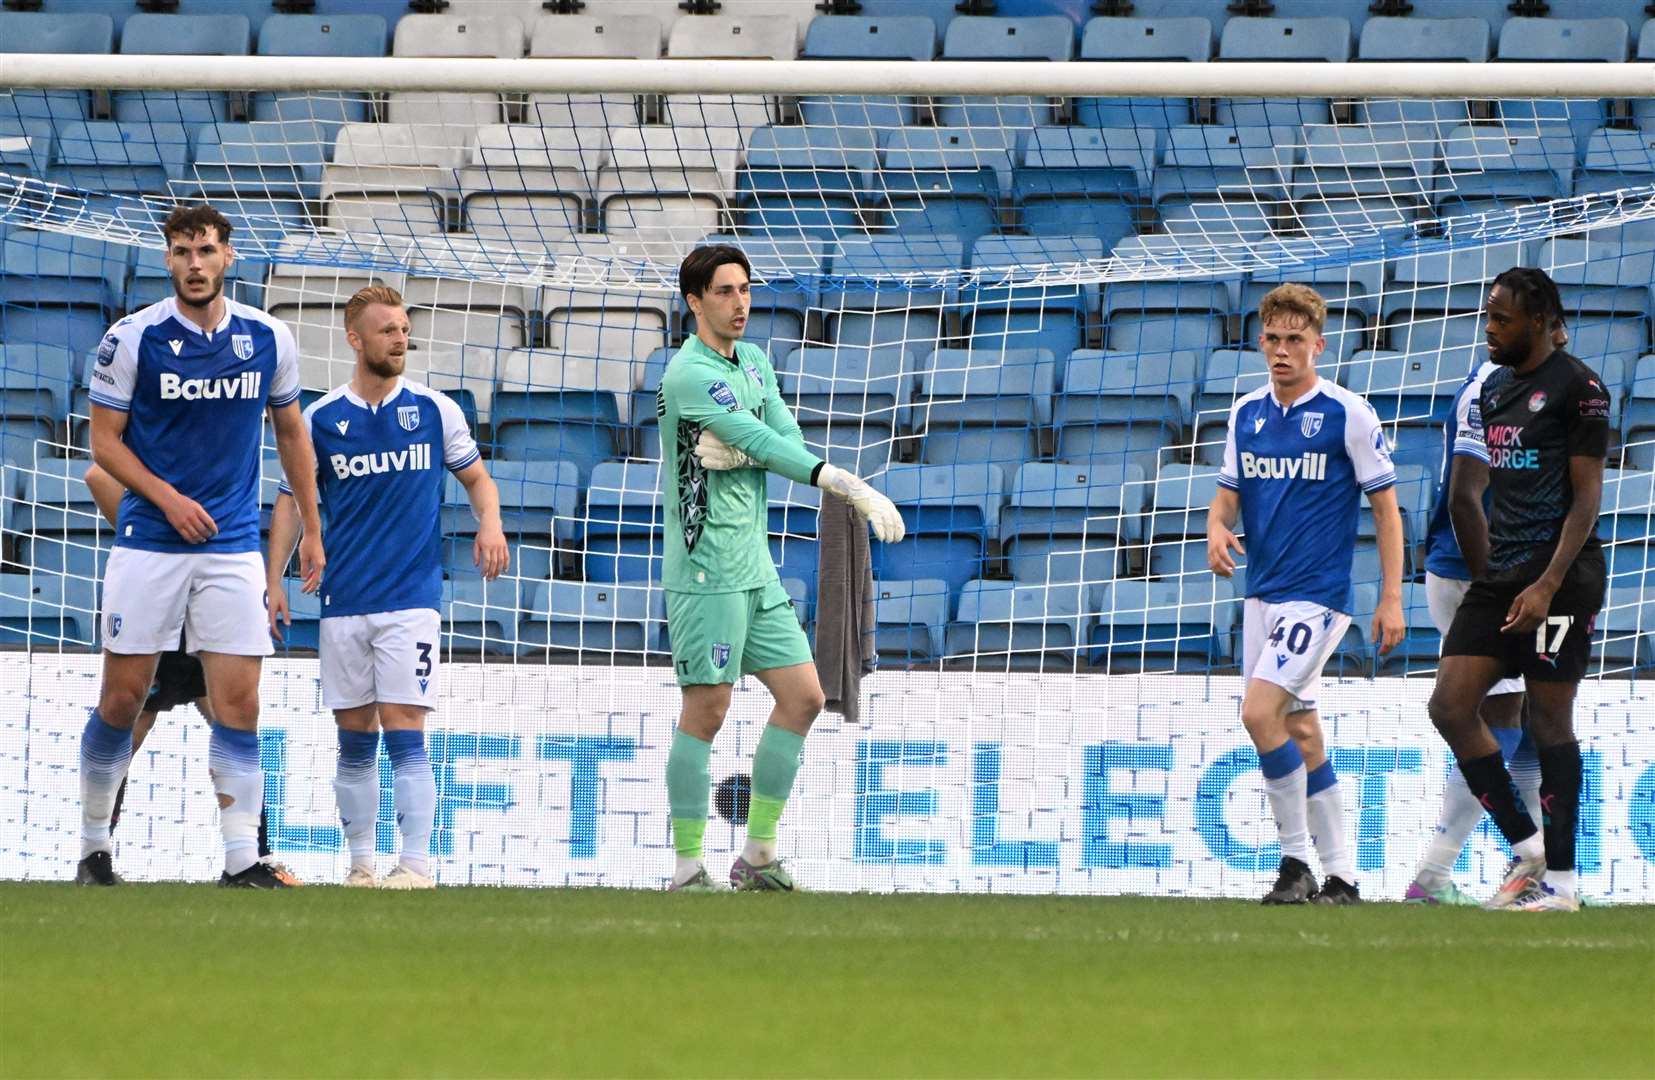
[657,336,824,595]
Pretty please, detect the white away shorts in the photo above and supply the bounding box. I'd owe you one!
[1241,597,1351,713]
[319,607,441,711]
[101,547,273,657]
[1424,573,1525,697]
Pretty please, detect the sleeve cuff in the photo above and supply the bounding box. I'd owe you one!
[1451,442,1490,462]
[277,482,293,496]
[87,392,129,412]
[446,449,481,473]
[268,389,301,408]
[1216,474,1240,490]
[1361,474,1397,494]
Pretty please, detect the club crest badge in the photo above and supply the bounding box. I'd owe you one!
[1300,412,1323,439]
[231,334,254,361]
[1528,391,1547,413]
[711,642,731,669]
[107,614,121,639]
[398,405,421,431]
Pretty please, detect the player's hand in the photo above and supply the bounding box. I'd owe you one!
[1206,524,1244,578]
[298,533,325,594]
[817,464,905,543]
[267,584,290,644]
[1501,579,1557,635]
[692,429,755,471]
[1373,595,1405,655]
[474,524,509,581]
[163,491,217,544]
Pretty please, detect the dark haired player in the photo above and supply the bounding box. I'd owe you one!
[1428,268,1610,913]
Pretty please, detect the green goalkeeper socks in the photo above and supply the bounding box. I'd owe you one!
[667,728,712,860]
[747,725,807,845]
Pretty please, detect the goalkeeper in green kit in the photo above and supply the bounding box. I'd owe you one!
[659,244,905,892]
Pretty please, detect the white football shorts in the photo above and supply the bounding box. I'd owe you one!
[101,547,273,657]
[1241,597,1351,713]
[1424,572,1525,697]
[319,607,441,711]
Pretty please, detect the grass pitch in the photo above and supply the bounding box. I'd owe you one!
[1,884,1650,1079]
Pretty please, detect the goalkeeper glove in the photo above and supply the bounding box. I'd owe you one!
[692,429,756,471]
[817,464,906,543]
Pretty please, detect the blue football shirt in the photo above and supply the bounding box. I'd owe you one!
[1218,377,1397,614]
[1422,361,1497,581]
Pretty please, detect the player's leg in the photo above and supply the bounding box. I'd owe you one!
[1286,708,1358,904]
[664,591,745,891]
[109,707,160,836]
[323,615,382,886]
[366,610,441,890]
[1238,601,1313,903]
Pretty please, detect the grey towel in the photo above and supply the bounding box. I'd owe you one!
[815,492,875,723]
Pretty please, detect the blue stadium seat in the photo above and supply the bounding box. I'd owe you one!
[114,14,251,127]
[964,234,1101,360]
[0,343,79,400]
[873,578,950,665]
[1000,461,1148,587]
[1606,534,1652,592]
[1600,469,1654,546]
[1381,240,1530,373]
[1102,236,1237,362]
[914,349,1055,471]
[935,15,1074,130]
[522,580,658,656]
[946,579,1094,671]
[1374,582,1447,676]
[1193,349,1269,464]
[1539,236,1651,404]
[734,127,877,242]
[1147,463,1223,544]
[449,458,580,547]
[826,235,964,360]
[1593,588,1653,674]
[594,126,737,256]
[0,12,112,124]
[583,460,663,584]
[1576,130,1655,226]
[44,120,191,214]
[21,458,99,537]
[1434,123,1574,219]
[768,474,822,598]
[874,128,1013,242]
[1243,260,1384,366]
[1640,20,1655,132]
[1075,16,1211,132]
[1341,350,1464,426]
[1215,16,1349,129]
[1354,17,1487,129]
[251,14,383,141]
[1053,352,1186,478]
[1496,18,1628,152]
[0,570,99,646]
[1154,125,1293,241]
[0,369,65,464]
[445,576,539,656]
[777,346,908,474]
[630,345,675,461]
[870,462,1005,607]
[686,234,825,357]
[19,533,109,584]
[1013,126,1154,249]
[1622,354,1655,469]
[799,14,936,128]
[490,390,622,483]
[0,231,129,358]
[1286,123,1440,242]
[1089,578,1236,673]
[0,115,53,178]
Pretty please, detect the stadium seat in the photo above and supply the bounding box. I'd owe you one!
[190,121,326,243]
[1600,469,1655,546]
[875,127,1015,242]
[777,346,907,474]
[389,13,524,126]
[946,579,1095,672]
[869,463,1005,607]
[1147,463,1224,544]
[1495,18,1628,152]
[447,458,580,566]
[596,126,739,261]
[914,349,1055,472]
[630,345,676,461]
[1000,461,1148,587]
[1102,236,1237,364]
[873,578,950,665]
[1538,236,1651,403]
[825,235,964,360]
[322,123,469,236]
[1089,578,1236,673]
[445,576,539,656]
[0,370,63,465]
[1013,126,1154,249]
[1053,352,1186,479]
[0,114,53,178]
[583,460,664,584]
[687,234,824,356]
[457,124,601,245]
[19,457,99,538]
[1243,260,1384,368]
[44,121,191,216]
[527,13,659,131]
[663,13,798,142]
[0,344,79,403]
[251,14,385,143]
[490,389,622,482]
[522,580,658,656]
[1193,349,1268,464]
[768,473,822,596]
[0,231,129,358]
[1606,533,1652,593]
[1154,125,1294,241]
[402,237,536,357]
[1074,16,1211,132]
[1622,354,1655,469]
[1215,16,1348,130]
[0,570,98,646]
[1433,123,1574,220]
[493,346,634,449]
[262,234,409,389]
[0,12,113,124]
[539,237,677,370]
[733,127,876,243]
[1373,582,1448,676]
[1381,240,1529,374]
[964,235,1102,360]
[1639,20,1655,132]
[935,15,1074,130]
[1354,18,1487,129]
[1592,588,1653,674]
[1286,123,1440,242]
[113,14,250,127]
[1342,350,1464,427]
[799,14,936,128]
[1576,129,1655,218]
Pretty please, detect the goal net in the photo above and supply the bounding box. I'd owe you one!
[1,65,1651,897]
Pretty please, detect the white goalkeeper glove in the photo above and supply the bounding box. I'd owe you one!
[692,429,755,471]
[817,463,906,543]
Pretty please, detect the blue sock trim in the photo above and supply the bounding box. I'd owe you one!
[1305,760,1337,797]
[81,709,133,778]
[1257,739,1305,781]
[1493,727,1523,761]
[384,729,427,769]
[337,728,380,769]
[208,724,260,771]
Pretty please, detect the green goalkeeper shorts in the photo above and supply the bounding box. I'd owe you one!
[665,580,813,687]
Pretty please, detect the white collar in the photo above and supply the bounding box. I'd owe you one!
[343,376,405,412]
[1269,377,1326,414]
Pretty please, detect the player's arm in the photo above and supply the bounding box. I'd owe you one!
[1207,403,1244,576]
[1501,374,1610,634]
[265,491,301,642]
[454,459,508,581]
[1366,485,1406,654]
[89,404,216,543]
[269,401,323,592]
[693,369,809,470]
[1447,455,1491,581]
[82,462,123,530]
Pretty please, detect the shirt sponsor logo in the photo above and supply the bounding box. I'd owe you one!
[1528,391,1547,413]
[158,371,262,401]
[1578,395,1610,419]
[708,381,738,409]
[1485,424,1539,469]
[1300,412,1323,439]
[1239,451,1328,481]
[231,334,254,361]
[329,441,433,479]
[398,405,421,432]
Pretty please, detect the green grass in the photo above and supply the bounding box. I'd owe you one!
[2,884,1650,1079]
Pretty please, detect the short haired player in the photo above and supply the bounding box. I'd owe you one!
[267,286,507,889]
[1207,284,1406,905]
[1403,320,1575,905]
[77,203,323,888]
[661,244,904,892]
[83,463,298,885]
[1427,268,1609,913]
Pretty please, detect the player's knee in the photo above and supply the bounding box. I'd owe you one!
[97,687,145,728]
[211,687,261,727]
[790,685,826,726]
[1427,689,1469,736]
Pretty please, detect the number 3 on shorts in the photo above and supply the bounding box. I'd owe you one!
[415,641,433,679]
[1535,616,1571,654]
